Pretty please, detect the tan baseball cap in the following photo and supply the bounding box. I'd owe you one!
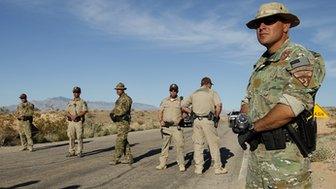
[115,82,127,90]
[246,2,300,29]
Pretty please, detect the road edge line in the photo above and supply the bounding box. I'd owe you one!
[237,150,249,189]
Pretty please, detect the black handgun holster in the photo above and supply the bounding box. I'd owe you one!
[261,128,286,150]
[296,110,317,152]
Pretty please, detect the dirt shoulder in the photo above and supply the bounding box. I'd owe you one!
[312,118,336,188]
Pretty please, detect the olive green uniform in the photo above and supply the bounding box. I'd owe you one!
[66,98,88,155]
[16,101,34,151]
[243,39,325,188]
[158,96,185,168]
[111,93,133,162]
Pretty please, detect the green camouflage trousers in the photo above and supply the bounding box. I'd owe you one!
[19,120,33,150]
[114,121,133,160]
[246,142,312,189]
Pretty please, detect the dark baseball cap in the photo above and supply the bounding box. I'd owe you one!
[201,77,213,86]
[19,93,27,99]
[169,84,179,91]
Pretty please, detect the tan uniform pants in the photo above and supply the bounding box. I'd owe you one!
[159,126,185,166]
[192,119,221,169]
[19,120,33,150]
[67,121,83,155]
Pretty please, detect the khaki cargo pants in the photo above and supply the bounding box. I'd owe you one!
[159,126,185,166]
[246,143,312,189]
[192,119,222,169]
[19,120,33,150]
[67,121,83,155]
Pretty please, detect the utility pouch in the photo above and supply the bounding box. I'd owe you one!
[73,116,81,122]
[22,116,33,121]
[207,112,215,121]
[123,114,131,122]
[164,121,175,127]
[261,128,286,150]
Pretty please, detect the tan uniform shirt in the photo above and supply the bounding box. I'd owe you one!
[66,98,88,116]
[183,86,221,116]
[160,96,182,124]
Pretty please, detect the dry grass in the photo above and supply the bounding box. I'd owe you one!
[0,110,160,146]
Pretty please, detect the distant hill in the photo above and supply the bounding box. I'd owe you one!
[5,96,158,111]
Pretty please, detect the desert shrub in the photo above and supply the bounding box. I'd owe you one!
[1,110,160,146]
[33,111,68,142]
[0,113,20,146]
[311,137,336,162]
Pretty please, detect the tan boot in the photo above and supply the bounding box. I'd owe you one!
[179,165,186,172]
[215,167,228,175]
[109,157,120,165]
[155,164,167,170]
[195,166,203,175]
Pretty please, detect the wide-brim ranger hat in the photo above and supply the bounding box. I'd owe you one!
[246,2,300,29]
[114,82,127,90]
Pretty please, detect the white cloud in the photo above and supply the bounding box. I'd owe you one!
[4,0,264,62]
[312,28,336,50]
[68,0,262,60]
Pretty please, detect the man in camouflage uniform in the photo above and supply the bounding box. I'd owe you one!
[238,2,326,188]
[66,86,88,158]
[182,77,228,175]
[16,93,35,152]
[156,84,185,172]
[109,82,133,165]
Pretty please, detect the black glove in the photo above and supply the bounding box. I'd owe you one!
[109,112,116,122]
[238,130,258,151]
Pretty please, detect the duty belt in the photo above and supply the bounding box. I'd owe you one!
[195,115,209,120]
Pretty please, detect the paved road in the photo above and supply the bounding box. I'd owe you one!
[0,124,245,189]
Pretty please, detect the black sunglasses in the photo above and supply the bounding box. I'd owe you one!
[253,16,282,28]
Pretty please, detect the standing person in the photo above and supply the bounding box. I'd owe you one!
[109,82,133,165]
[66,86,88,158]
[156,84,185,172]
[237,2,325,188]
[182,77,228,175]
[16,93,35,152]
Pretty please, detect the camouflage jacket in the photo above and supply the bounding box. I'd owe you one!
[112,93,132,116]
[243,39,325,122]
[16,102,34,118]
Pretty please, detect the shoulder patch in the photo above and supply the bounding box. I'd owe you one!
[290,66,313,87]
[290,56,310,69]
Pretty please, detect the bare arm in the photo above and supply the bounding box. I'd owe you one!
[77,110,88,117]
[240,104,249,114]
[158,108,165,126]
[215,103,222,117]
[254,104,295,132]
[182,107,191,114]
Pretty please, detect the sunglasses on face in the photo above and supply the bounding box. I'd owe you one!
[254,16,281,28]
[170,90,178,93]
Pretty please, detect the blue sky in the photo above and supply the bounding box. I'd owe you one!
[0,0,335,110]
